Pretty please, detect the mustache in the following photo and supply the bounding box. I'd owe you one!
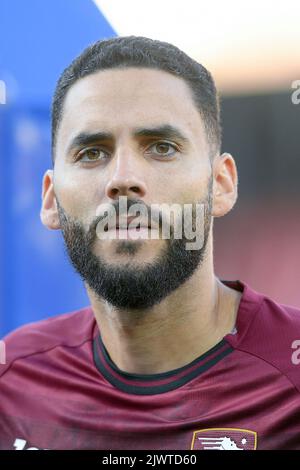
[57,195,211,248]
[89,198,163,236]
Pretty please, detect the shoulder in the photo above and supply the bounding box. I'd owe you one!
[227,280,300,392]
[0,306,95,378]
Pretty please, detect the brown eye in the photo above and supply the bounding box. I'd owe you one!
[147,142,178,158]
[77,147,108,162]
[156,143,171,154]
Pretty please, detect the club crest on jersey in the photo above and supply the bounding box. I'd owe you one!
[191,428,257,450]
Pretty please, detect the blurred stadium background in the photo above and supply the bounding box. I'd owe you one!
[0,0,299,337]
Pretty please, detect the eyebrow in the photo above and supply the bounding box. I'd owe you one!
[66,124,190,155]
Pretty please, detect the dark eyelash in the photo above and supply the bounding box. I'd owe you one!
[147,141,179,151]
[73,141,179,162]
[75,146,107,162]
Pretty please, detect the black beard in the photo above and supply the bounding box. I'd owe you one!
[56,186,212,310]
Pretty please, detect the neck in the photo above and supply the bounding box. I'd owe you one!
[87,236,242,375]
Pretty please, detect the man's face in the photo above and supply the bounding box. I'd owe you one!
[46,67,216,309]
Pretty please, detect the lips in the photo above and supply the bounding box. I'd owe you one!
[104,216,154,231]
[116,216,149,229]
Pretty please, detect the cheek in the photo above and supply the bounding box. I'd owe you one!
[186,177,210,202]
[164,173,209,205]
[54,169,104,219]
[184,161,212,203]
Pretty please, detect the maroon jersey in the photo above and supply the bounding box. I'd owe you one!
[1,279,300,450]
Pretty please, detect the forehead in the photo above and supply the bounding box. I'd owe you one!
[57,67,206,149]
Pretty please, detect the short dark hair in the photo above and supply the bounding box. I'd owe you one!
[51,35,222,164]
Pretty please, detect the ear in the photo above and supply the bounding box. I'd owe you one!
[212,153,238,217]
[40,170,61,230]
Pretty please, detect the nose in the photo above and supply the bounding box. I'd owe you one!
[105,152,147,200]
